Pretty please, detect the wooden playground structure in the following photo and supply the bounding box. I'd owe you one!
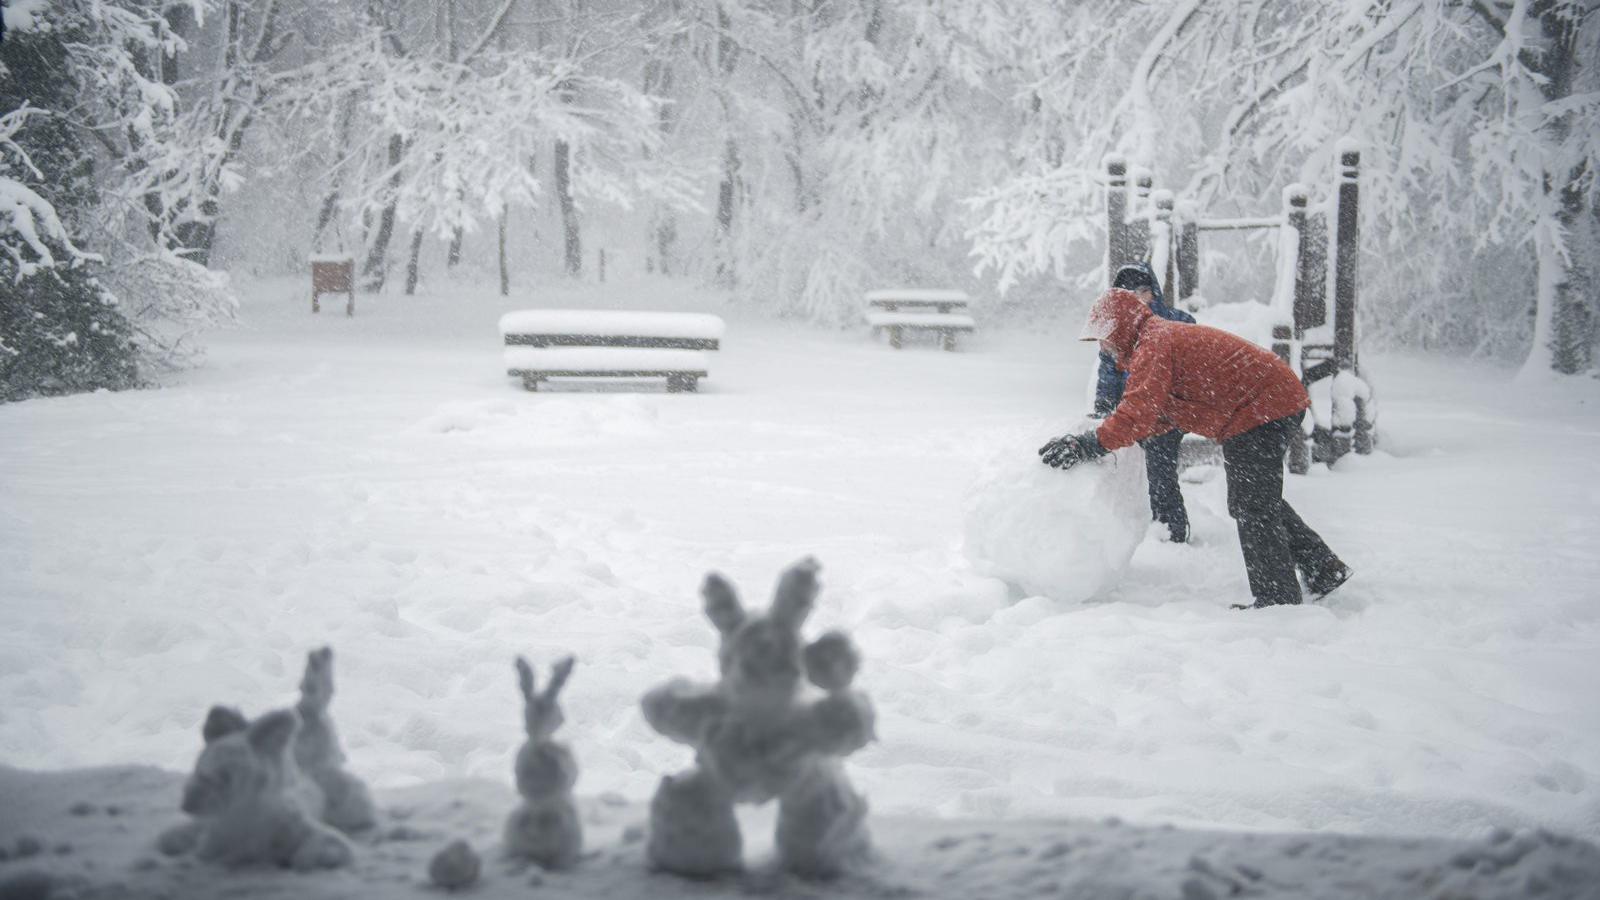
[1104,143,1377,473]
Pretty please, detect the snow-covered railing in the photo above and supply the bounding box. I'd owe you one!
[1195,216,1284,231]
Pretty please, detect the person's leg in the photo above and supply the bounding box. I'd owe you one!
[1140,429,1189,542]
[1222,417,1302,606]
[1280,502,1337,577]
[1282,500,1352,596]
[1273,412,1351,595]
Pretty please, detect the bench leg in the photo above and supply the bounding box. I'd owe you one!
[312,290,320,314]
[346,291,355,317]
[942,329,957,352]
[521,374,542,392]
[667,374,699,393]
[889,326,902,349]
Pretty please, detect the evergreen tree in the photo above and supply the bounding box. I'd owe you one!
[1,21,140,401]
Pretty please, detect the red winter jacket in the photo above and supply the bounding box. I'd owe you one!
[1088,289,1309,451]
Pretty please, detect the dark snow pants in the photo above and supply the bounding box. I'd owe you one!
[1139,429,1188,542]
[1221,412,1339,606]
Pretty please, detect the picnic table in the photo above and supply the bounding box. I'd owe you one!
[865,289,975,351]
[498,310,725,393]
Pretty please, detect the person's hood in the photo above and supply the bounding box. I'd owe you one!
[1147,283,1177,317]
[1079,288,1153,361]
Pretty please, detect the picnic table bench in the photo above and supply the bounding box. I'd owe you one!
[498,310,725,393]
[865,289,975,351]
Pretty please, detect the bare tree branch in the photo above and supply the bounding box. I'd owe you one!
[461,0,521,65]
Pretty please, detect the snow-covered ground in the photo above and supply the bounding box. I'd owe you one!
[2,276,1599,897]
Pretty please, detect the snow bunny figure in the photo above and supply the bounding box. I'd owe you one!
[504,655,583,869]
[156,707,354,870]
[642,557,875,878]
[293,646,376,833]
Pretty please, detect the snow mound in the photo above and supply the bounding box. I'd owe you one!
[6,765,1600,900]
[414,396,660,443]
[962,429,1148,602]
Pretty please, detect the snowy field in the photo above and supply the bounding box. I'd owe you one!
[3,276,1600,896]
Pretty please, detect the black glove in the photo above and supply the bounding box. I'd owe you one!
[1037,431,1108,470]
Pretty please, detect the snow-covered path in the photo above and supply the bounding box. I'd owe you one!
[2,277,1597,846]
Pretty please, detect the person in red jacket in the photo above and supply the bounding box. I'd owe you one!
[1039,288,1352,608]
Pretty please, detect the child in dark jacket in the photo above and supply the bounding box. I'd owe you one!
[1094,263,1195,543]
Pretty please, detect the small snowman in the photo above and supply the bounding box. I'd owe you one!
[642,557,875,878]
[157,708,353,871]
[293,647,376,833]
[503,655,582,870]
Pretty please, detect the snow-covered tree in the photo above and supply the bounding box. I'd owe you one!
[270,0,687,293]
[2,0,237,385]
[645,0,1009,321]
[968,0,1599,374]
[1,40,139,401]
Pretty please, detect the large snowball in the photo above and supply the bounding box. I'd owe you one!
[963,429,1149,603]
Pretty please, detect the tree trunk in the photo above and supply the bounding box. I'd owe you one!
[1521,1,1595,376]
[643,55,679,274]
[361,133,406,293]
[498,204,510,296]
[403,228,425,295]
[309,95,359,252]
[1547,161,1595,374]
[555,139,581,277]
[715,137,739,287]
[447,224,464,269]
[160,4,195,85]
[709,3,740,287]
[312,191,341,251]
[653,212,677,275]
[170,0,282,267]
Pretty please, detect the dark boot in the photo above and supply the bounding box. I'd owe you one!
[1305,560,1354,600]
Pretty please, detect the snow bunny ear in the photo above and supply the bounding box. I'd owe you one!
[771,556,821,631]
[702,573,745,635]
[516,656,537,706]
[202,706,249,743]
[300,646,335,706]
[544,656,575,704]
[516,655,569,740]
[246,709,299,759]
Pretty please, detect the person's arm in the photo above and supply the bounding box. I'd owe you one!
[1093,351,1123,416]
[1096,337,1174,450]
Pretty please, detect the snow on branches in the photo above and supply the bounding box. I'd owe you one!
[962,0,1599,370]
[0,107,98,279]
[276,32,692,254]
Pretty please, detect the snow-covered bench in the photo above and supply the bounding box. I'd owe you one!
[499,310,725,393]
[865,289,975,351]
